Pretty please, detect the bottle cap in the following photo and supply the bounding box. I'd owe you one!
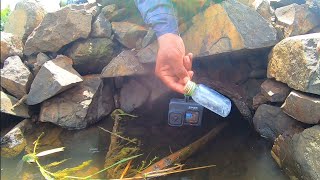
[184,80,196,96]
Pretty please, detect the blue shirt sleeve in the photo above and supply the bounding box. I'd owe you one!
[134,0,179,37]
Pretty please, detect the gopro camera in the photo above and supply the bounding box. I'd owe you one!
[168,97,204,127]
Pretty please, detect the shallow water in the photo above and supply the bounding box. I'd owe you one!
[1,101,288,180]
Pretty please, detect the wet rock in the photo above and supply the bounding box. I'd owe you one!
[141,29,156,48]
[4,0,46,43]
[182,0,278,58]
[32,52,50,75]
[267,33,320,95]
[39,75,114,129]
[0,32,23,63]
[26,55,83,105]
[66,38,114,74]
[101,50,153,77]
[136,41,158,64]
[249,69,267,79]
[260,79,290,102]
[101,5,128,22]
[269,0,305,9]
[120,78,150,113]
[0,119,32,158]
[1,56,33,99]
[112,22,148,49]
[24,5,92,56]
[253,104,304,141]
[252,93,268,110]
[254,0,274,21]
[271,125,320,180]
[275,4,320,37]
[281,91,320,124]
[90,13,112,38]
[0,91,30,118]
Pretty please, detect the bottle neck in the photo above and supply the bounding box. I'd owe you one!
[184,80,197,96]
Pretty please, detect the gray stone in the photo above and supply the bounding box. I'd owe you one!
[275,4,320,37]
[112,22,148,49]
[26,55,83,105]
[90,13,112,38]
[269,0,305,9]
[141,29,156,48]
[182,0,278,59]
[39,75,114,129]
[260,79,290,102]
[281,91,320,124]
[101,5,128,22]
[24,5,92,55]
[32,52,50,75]
[101,50,153,77]
[66,38,114,74]
[0,32,23,63]
[0,91,30,118]
[137,41,158,64]
[253,104,304,141]
[0,119,32,158]
[267,33,320,95]
[1,56,33,99]
[254,0,274,21]
[252,93,268,110]
[4,0,46,43]
[120,78,150,113]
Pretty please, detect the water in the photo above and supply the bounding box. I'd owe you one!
[1,102,288,180]
[189,82,231,117]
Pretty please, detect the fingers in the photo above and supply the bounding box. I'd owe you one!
[183,55,192,71]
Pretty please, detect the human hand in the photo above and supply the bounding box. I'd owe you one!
[155,33,194,94]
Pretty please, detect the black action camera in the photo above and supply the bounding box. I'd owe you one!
[168,97,204,127]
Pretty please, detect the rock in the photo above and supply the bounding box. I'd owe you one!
[90,13,112,38]
[32,52,50,75]
[252,93,268,110]
[0,119,32,158]
[101,50,153,77]
[120,78,150,113]
[254,0,274,21]
[1,56,33,99]
[271,125,320,180]
[253,104,304,141]
[136,41,158,64]
[281,91,320,124]
[0,32,23,63]
[23,5,92,56]
[39,75,114,129]
[306,0,320,16]
[267,33,320,95]
[68,2,100,17]
[0,91,30,118]
[101,5,128,22]
[26,55,83,105]
[4,0,46,43]
[66,38,114,74]
[182,0,278,58]
[112,22,148,49]
[269,0,306,8]
[141,29,156,48]
[249,69,267,79]
[260,79,290,102]
[275,4,320,37]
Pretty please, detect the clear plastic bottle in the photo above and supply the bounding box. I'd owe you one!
[184,80,231,117]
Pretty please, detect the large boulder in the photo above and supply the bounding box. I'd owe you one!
[253,0,274,21]
[267,33,320,95]
[101,50,153,77]
[1,91,30,118]
[253,104,304,141]
[120,78,150,113]
[1,56,33,99]
[112,22,148,49]
[0,119,32,158]
[90,13,112,38]
[0,32,23,63]
[271,125,320,180]
[66,38,114,74]
[275,4,320,37]
[4,0,46,43]
[39,75,114,129]
[23,5,92,56]
[182,0,278,58]
[26,55,83,105]
[281,91,320,124]
[260,79,290,102]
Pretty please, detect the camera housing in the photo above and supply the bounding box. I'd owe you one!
[168,97,204,126]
